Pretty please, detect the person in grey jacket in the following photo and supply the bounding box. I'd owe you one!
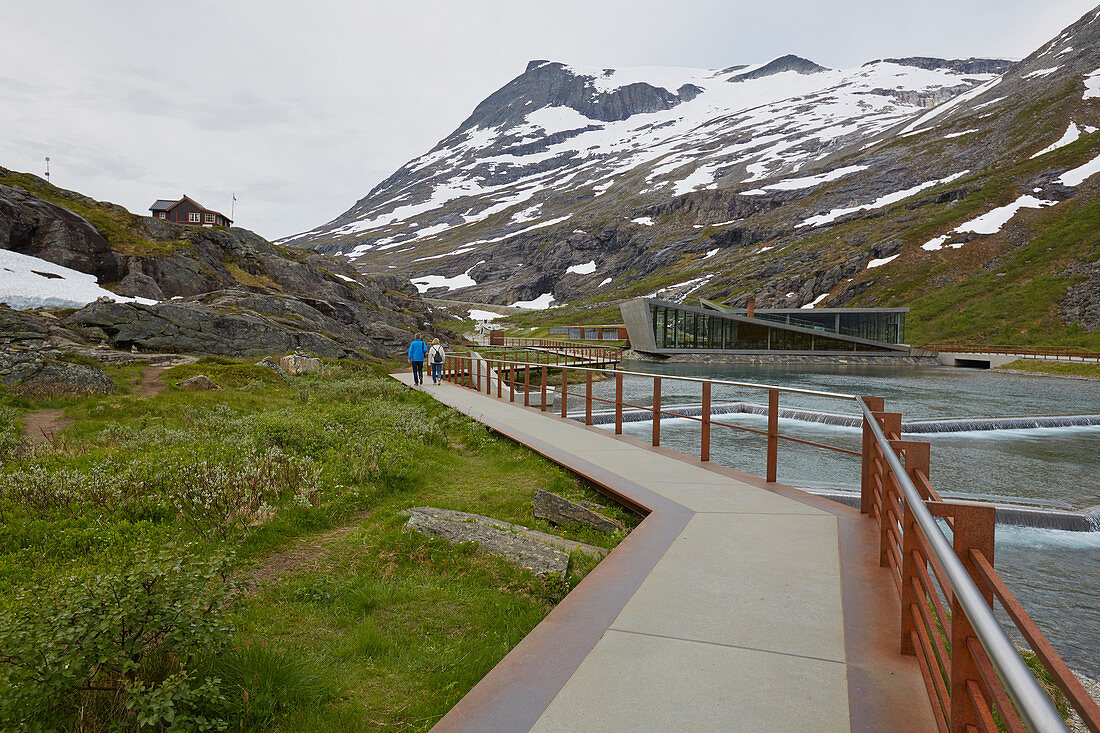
[427,338,446,385]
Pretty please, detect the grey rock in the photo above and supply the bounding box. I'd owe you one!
[1059,260,1100,332]
[404,508,569,578]
[401,506,609,578]
[256,356,287,374]
[176,374,220,391]
[14,360,115,396]
[281,354,322,375]
[533,489,625,533]
[0,181,119,282]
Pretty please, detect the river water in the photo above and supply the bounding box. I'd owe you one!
[590,361,1100,677]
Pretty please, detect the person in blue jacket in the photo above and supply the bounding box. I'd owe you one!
[407,332,428,386]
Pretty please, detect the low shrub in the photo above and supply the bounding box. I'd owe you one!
[0,545,235,731]
[0,406,22,464]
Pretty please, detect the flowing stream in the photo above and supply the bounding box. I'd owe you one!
[584,361,1100,677]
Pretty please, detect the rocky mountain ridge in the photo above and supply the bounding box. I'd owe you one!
[283,5,1100,346]
[0,168,444,364]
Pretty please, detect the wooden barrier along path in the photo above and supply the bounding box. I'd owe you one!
[392,371,935,732]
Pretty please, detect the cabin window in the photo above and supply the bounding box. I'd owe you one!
[188,212,200,223]
[157,212,166,219]
[205,213,215,223]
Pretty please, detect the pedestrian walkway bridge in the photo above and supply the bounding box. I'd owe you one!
[392,353,1099,732]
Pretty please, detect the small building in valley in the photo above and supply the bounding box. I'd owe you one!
[148,196,232,227]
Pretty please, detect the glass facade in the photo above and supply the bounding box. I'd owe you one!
[745,310,905,344]
[649,304,901,353]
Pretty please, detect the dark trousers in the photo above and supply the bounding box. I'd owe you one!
[431,362,442,382]
[411,360,424,385]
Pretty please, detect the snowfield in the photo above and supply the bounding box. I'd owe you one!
[0,249,156,310]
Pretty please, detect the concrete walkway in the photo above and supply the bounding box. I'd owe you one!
[394,374,934,732]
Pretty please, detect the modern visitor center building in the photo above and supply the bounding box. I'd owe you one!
[620,297,910,356]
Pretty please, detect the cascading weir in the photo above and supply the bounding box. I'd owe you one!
[580,401,1100,433]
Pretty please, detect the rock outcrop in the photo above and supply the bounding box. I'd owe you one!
[401,506,608,578]
[533,489,625,533]
[0,169,453,359]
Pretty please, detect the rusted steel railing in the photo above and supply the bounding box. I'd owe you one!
[861,399,1099,733]
[486,337,624,365]
[437,350,1099,732]
[920,343,1100,363]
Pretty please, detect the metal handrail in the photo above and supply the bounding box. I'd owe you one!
[920,343,1100,361]
[457,350,859,403]
[857,397,1068,732]
[441,350,1086,730]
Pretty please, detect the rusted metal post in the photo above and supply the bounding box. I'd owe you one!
[585,371,593,425]
[497,360,502,398]
[860,396,885,513]
[615,372,623,434]
[872,412,902,524]
[561,366,568,418]
[652,377,662,447]
[878,429,907,568]
[767,389,778,482]
[540,366,548,412]
[894,441,931,656]
[701,380,711,462]
[928,502,996,733]
[476,358,481,392]
[509,361,515,402]
[524,365,530,407]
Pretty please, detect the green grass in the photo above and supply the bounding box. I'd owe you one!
[0,358,636,730]
[997,359,1100,378]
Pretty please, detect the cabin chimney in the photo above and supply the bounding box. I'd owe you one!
[747,296,756,318]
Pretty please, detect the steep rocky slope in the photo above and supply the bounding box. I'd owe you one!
[0,169,441,359]
[285,5,1100,346]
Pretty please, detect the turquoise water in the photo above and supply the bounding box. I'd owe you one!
[592,361,1100,677]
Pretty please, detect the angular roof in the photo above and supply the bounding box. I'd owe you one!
[149,199,178,211]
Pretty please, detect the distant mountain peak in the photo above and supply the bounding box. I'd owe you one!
[729,54,829,82]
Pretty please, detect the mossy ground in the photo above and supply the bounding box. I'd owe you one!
[0,358,636,730]
[997,358,1100,378]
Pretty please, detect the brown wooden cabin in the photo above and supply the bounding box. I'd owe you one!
[148,196,232,227]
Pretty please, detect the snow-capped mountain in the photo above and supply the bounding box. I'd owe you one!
[283,5,1100,339]
[283,56,1007,289]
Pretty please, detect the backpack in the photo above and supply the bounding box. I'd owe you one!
[432,347,444,364]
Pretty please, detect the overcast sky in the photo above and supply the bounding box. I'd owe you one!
[1,0,1097,240]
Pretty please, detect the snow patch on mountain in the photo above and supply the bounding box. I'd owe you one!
[1058,150,1100,186]
[0,249,156,310]
[800,171,969,227]
[1085,69,1100,99]
[1031,122,1084,158]
[867,254,900,269]
[511,293,555,309]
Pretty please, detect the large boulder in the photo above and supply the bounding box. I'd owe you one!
[281,354,322,375]
[401,507,609,578]
[12,360,114,396]
[0,181,119,282]
[533,489,626,533]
